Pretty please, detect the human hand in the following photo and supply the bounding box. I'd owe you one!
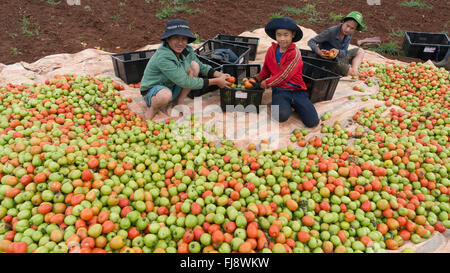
[329,48,339,59]
[317,49,331,59]
[215,77,232,89]
[260,80,268,89]
[248,78,261,89]
[249,77,259,83]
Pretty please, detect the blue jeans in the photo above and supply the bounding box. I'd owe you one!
[271,89,319,127]
[143,85,182,108]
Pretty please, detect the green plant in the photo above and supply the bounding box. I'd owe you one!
[46,0,61,5]
[282,4,320,25]
[192,33,202,44]
[366,41,403,56]
[10,47,23,55]
[19,12,39,36]
[19,13,32,28]
[155,6,174,19]
[328,12,343,21]
[300,4,317,16]
[173,0,199,3]
[84,5,92,11]
[389,16,396,20]
[269,12,284,21]
[110,14,121,21]
[306,17,320,24]
[400,0,433,9]
[177,6,197,14]
[389,29,405,38]
[297,17,324,25]
[281,6,302,15]
[5,30,18,38]
[119,1,127,6]
[156,5,198,19]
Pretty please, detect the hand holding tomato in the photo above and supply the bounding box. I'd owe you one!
[317,49,330,59]
[329,48,339,59]
[226,76,236,83]
[215,75,232,88]
[319,50,333,59]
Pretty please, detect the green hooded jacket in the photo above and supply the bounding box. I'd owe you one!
[140,41,214,96]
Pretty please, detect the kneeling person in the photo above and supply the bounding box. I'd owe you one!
[252,17,319,127]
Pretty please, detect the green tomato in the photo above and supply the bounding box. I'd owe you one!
[200,233,212,246]
[144,234,158,248]
[188,241,201,253]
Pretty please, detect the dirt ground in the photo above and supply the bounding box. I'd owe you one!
[1,0,448,65]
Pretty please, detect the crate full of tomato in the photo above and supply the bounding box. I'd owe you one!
[220,64,264,112]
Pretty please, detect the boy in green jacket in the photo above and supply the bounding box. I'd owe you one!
[140,19,231,120]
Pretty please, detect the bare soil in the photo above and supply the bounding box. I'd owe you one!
[1,0,448,65]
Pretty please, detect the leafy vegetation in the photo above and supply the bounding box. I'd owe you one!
[269,12,284,21]
[19,12,39,36]
[300,4,318,16]
[156,5,198,19]
[10,47,23,55]
[389,29,405,38]
[5,30,18,39]
[365,41,403,56]
[46,0,61,5]
[400,0,433,9]
[328,12,344,22]
[281,6,302,15]
[109,14,121,21]
[154,0,201,20]
[192,33,203,44]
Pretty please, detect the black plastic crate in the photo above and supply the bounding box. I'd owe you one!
[402,31,450,61]
[302,62,342,103]
[111,49,156,84]
[213,34,260,61]
[195,54,223,72]
[188,55,223,99]
[222,64,261,82]
[195,40,251,65]
[300,49,338,72]
[220,64,263,112]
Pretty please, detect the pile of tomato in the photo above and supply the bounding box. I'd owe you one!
[0,61,448,253]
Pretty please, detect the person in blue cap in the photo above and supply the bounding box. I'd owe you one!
[308,11,366,77]
[252,17,319,127]
[140,19,231,120]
